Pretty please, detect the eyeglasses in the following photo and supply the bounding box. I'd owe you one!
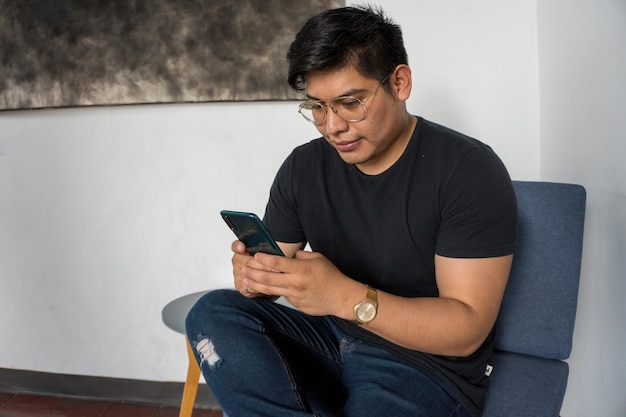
[298,75,390,126]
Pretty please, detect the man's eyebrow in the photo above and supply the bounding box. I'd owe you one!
[306,87,369,101]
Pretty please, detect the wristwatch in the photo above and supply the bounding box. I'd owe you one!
[353,286,378,325]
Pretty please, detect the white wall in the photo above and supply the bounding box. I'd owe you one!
[4,0,618,415]
[537,0,626,416]
[0,102,309,380]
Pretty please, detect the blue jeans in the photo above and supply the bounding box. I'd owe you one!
[185,289,472,417]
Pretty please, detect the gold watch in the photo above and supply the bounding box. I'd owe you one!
[353,286,378,325]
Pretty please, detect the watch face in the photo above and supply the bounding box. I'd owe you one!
[356,302,376,322]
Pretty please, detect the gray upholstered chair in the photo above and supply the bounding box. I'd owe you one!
[482,181,586,416]
[163,181,586,417]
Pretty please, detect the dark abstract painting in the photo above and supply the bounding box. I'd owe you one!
[0,0,340,110]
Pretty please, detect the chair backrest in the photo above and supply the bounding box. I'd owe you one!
[494,181,586,359]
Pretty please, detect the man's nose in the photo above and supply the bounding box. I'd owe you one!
[324,106,349,134]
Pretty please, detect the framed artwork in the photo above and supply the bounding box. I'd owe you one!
[0,0,341,111]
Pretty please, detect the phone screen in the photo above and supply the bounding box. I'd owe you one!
[220,210,285,256]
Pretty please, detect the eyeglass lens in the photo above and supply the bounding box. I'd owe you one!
[299,97,365,126]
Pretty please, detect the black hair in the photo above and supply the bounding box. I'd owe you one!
[287,5,408,92]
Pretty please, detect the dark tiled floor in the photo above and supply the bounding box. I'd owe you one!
[0,392,223,417]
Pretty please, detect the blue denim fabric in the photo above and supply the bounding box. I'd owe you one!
[185,289,471,417]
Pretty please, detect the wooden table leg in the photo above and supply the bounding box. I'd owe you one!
[179,337,201,417]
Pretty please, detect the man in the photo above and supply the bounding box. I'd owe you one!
[186,6,517,417]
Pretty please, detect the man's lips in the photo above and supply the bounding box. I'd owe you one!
[332,138,361,152]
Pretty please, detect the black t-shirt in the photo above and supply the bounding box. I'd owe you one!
[264,117,518,416]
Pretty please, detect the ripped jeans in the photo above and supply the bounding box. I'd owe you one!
[185,289,472,417]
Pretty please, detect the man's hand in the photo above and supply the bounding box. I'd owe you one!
[231,240,277,298]
[233,243,361,318]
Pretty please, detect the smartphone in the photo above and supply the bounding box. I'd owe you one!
[220,210,285,256]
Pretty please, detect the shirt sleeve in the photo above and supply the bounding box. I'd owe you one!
[435,145,518,258]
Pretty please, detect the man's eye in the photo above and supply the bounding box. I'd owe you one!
[308,102,325,111]
[339,98,361,109]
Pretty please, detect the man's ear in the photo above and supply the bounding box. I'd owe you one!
[391,64,412,101]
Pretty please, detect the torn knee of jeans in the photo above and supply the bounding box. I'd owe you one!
[192,334,223,370]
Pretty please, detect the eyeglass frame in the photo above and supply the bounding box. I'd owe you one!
[297,74,391,126]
